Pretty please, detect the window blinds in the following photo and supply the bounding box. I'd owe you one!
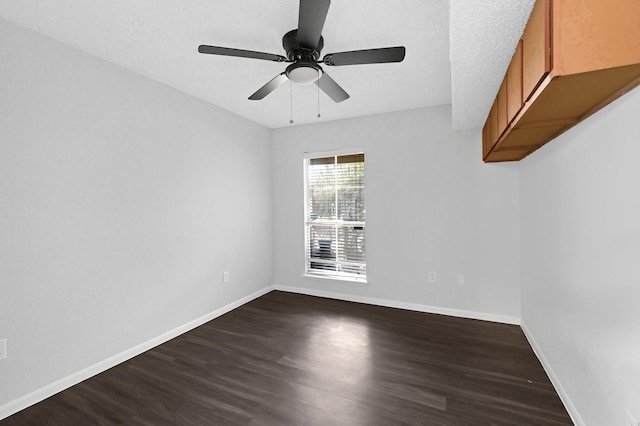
[306,153,365,279]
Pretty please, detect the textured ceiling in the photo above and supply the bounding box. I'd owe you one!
[450,0,535,131]
[0,0,534,130]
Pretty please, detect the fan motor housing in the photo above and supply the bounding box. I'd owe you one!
[283,29,323,62]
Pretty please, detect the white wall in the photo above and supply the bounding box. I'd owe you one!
[0,18,272,411]
[520,87,640,425]
[272,106,521,323]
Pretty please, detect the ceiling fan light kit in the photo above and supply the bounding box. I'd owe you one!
[198,0,406,103]
[286,62,322,85]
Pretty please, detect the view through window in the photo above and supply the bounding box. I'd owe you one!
[304,152,366,281]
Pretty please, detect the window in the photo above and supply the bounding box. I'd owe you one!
[304,151,366,281]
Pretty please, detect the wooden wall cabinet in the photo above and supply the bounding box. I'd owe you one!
[482,0,640,162]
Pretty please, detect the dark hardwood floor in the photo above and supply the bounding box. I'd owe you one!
[2,291,572,425]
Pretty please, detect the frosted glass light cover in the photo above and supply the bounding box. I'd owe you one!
[288,66,322,85]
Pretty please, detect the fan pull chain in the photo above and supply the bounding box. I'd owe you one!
[317,69,321,119]
[289,80,294,125]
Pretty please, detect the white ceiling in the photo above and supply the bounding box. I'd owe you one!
[450,0,534,131]
[0,0,534,130]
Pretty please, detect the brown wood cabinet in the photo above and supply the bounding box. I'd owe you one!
[482,0,640,162]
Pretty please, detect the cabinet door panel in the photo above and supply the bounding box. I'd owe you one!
[522,0,551,101]
[507,41,523,123]
[489,102,498,146]
[482,120,490,159]
[553,0,640,75]
[497,79,508,137]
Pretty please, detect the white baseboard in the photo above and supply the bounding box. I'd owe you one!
[521,321,584,426]
[273,284,520,325]
[1,284,527,421]
[0,285,274,421]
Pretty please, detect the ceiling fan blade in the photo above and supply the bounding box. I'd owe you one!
[323,46,406,66]
[248,73,289,100]
[198,45,286,62]
[297,0,331,50]
[316,72,349,103]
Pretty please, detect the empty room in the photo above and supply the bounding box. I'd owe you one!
[1,0,639,424]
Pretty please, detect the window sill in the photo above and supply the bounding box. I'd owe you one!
[302,273,368,286]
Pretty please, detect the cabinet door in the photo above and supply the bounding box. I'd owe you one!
[552,0,640,75]
[507,41,523,123]
[483,102,499,158]
[482,120,490,159]
[489,101,498,147]
[522,0,551,101]
[497,78,508,137]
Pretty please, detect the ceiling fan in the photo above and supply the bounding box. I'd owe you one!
[198,0,406,103]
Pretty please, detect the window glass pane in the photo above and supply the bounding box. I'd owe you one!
[341,263,366,276]
[337,226,366,264]
[337,153,364,164]
[308,160,336,221]
[336,159,365,222]
[310,156,335,165]
[308,224,336,271]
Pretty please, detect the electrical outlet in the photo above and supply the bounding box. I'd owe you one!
[223,271,230,283]
[428,272,437,283]
[0,339,6,360]
[457,274,466,286]
[626,409,639,426]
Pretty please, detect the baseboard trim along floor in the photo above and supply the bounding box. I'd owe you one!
[274,284,521,326]
[0,285,275,421]
[274,286,584,423]
[521,321,585,426]
[3,291,572,424]
[5,285,578,423]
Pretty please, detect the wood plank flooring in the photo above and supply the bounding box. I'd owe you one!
[1,291,572,425]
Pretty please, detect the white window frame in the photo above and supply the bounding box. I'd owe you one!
[303,148,367,283]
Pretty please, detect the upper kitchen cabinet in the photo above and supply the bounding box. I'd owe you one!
[482,0,640,162]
